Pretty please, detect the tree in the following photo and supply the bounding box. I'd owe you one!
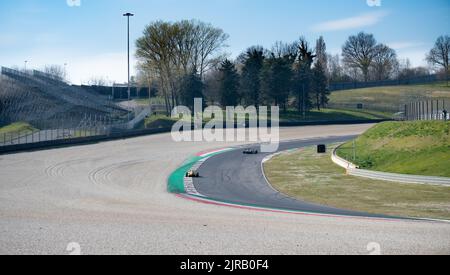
[218,60,240,107]
[312,37,329,110]
[87,77,110,86]
[426,35,450,85]
[315,36,328,73]
[312,64,328,110]
[294,38,316,113]
[261,54,292,111]
[342,32,378,82]
[203,69,222,105]
[239,46,265,107]
[136,20,229,112]
[371,44,398,81]
[43,65,67,81]
[179,70,204,110]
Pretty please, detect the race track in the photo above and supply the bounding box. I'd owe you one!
[0,124,449,255]
[193,137,394,219]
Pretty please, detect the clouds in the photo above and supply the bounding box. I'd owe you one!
[367,0,382,7]
[387,41,429,67]
[311,11,388,32]
[387,41,425,50]
[67,0,81,7]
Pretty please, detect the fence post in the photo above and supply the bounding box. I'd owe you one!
[437,100,439,120]
[431,100,434,120]
[421,101,424,120]
[411,102,414,120]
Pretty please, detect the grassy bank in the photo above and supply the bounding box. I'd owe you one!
[0,122,37,143]
[143,108,389,129]
[264,145,450,220]
[337,121,450,177]
[329,83,450,112]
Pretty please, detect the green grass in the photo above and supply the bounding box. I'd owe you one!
[144,115,178,129]
[0,122,36,133]
[134,97,167,106]
[329,83,450,113]
[337,121,450,177]
[280,108,390,121]
[0,122,38,143]
[264,145,450,220]
[143,108,388,129]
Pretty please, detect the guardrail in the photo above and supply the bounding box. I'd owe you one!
[331,144,450,186]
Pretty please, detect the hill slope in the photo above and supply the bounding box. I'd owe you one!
[337,121,450,177]
[329,83,450,113]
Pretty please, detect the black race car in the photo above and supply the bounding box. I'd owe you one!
[243,148,258,155]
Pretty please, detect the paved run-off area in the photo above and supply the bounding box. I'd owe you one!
[0,124,449,254]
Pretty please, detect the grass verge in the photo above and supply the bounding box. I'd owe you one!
[264,145,450,220]
[329,83,450,112]
[143,108,389,129]
[0,122,38,143]
[336,121,450,177]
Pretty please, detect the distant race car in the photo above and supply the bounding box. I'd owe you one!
[185,170,200,178]
[243,148,258,155]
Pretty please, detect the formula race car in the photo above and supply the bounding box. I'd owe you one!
[185,170,200,178]
[243,148,259,155]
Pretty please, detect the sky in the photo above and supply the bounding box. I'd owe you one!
[0,0,448,84]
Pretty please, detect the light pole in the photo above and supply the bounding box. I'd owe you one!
[123,12,134,122]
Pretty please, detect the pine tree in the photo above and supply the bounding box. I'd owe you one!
[312,36,329,110]
[218,59,240,107]
[179,70,205,110]
[261,54,292,112]
[240,47,265,107]
[294,39,316,113]
[312,63,329,110]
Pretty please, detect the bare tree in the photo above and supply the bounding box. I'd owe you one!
[315,36,328,70]
[136,20,228,111]
[87,77,110,86]
[426,35,450,85]
[43,65,67,81]
[189,20,229,79]
[371,44,398,81]
[342,32,378,82]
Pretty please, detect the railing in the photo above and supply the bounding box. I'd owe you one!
[331,144,450,186]
[329,74,438,92]
[327,102,401,114]
[404,99,449,121]
[0,127,109,147]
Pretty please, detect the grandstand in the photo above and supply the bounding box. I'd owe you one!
[0,67,128,129]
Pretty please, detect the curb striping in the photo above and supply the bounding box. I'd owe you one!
[169,142,450,223]
[167,148,233,194]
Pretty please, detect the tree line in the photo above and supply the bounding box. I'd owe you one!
[135,19,450,113]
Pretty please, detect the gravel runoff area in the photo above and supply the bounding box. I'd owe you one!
[0,124,449,255]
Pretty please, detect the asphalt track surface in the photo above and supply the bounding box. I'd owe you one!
[0,124,449,254]
[194,136,394,219]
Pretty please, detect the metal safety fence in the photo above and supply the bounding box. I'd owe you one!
[0,127,109,147]
[404,99,448,121]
